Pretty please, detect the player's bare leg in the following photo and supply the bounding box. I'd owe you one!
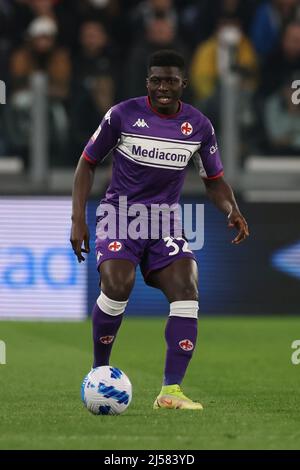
[92,259,135,368]
[148,258,203,410]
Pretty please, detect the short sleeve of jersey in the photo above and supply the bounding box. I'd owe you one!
[83,106,121,165]
[193,118,224,179]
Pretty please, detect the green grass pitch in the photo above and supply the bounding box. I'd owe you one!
[0,316,300,450]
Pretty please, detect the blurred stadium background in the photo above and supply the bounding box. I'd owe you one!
[1,0,300,320]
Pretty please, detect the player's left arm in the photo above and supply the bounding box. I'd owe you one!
[195,118,249,244]
[203,176,249,244]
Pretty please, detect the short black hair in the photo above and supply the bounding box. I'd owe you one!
[147,50,185,74]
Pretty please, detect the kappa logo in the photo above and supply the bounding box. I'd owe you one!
[179,339,194,351]
[91,124,101,142]
[100,335,115,344]
[104,108,112,124]
[181,122,193,136]
[108,241,122,252]
[133,118,149,128]
[96,252,103,262]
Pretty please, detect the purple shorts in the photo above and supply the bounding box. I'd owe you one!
[95,211,196,283]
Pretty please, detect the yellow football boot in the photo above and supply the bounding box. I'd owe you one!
[153,384,203,410]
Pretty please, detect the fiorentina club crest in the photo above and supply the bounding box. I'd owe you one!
[181,122,193,136]
[100,335,115,344]
[179,339,194,351]
[108,241,122,252]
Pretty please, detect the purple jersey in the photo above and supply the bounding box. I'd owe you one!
[83,96,223,208]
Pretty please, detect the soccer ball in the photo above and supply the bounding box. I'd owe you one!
[81,366,132,415]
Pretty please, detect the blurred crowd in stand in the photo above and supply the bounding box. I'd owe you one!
[0,0,300,169]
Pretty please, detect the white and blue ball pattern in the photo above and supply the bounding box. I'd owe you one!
[81,366,132,415]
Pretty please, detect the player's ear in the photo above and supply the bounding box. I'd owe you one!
[146,78,149,87]
[182,78,188,89]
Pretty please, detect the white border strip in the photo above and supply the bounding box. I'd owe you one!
[245,157,300,172]
[121,132,201,146]
[244,190,300,202]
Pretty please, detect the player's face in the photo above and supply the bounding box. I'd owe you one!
[146,66,187,115]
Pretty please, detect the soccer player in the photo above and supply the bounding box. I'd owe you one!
[71,50,249,410]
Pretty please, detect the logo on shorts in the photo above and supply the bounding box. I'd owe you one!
[181,122,193,136]
[179,339,194,351]
[108,241,122,252]
[100,335,115,344]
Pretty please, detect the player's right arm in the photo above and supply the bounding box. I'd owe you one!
[70,106,121,262]
[70,156,96,262]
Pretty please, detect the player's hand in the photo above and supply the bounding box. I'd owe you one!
[70,219,90,262]
[228,210,249,244]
